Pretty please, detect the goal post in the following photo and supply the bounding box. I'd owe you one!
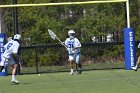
[123,28,136,70]
[0,0,127,7]
[0,0,135,70]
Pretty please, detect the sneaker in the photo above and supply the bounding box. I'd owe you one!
[11,79,20,84]
[131,67,138,71]
[70,72,74,75]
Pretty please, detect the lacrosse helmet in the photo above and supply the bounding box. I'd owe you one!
[68,30,75,39]
[14,34,21,40]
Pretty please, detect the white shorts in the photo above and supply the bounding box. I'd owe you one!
[0,56,16,66]
[69,53,80,64]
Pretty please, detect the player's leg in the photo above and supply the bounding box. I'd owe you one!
[0,66,4,72]
[10,59,20,84]
[0,57,7,72]
[69,55,74,75]
[132,56,140,71]
[75,53,82,74]
[69,60,74,75]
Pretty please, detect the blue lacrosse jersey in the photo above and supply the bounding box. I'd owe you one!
[65,38,81,55]
[2,40,20,59]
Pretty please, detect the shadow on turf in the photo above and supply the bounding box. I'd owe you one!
[10,82,32,85]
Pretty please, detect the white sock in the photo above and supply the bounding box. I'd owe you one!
[135,65,138,69]
[12,75,15,81]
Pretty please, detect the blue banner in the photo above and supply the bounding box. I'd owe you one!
[0,33,7,76]
[123,28,136,70]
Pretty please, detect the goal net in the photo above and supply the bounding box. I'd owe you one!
[0,0,128,74]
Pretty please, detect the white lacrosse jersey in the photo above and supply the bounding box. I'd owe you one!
[2,40,20,59]
[65,38,81,55]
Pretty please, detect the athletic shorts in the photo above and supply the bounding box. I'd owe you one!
[69,53,80,64]
[0,56,16,66]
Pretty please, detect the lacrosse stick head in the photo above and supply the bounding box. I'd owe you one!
[48,29,57,40]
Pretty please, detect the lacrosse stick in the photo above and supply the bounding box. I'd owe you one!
[19,61,23,70]
[48,29,67,48]
[17,57,23,70]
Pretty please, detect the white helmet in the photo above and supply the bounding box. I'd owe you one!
[14,34,21,40]
[68,30,75,35]
[68,30,75,39]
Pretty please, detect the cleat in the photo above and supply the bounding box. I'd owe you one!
[11,80,20,84]
[70,72,74,75]
[131,67,138,71]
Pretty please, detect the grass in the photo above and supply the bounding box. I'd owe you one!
[0,69,140,93]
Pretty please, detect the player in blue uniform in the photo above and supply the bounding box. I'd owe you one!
[65,30,82,75]
[0,34,21,84]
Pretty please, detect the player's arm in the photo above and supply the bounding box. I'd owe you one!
[12,44,20,62]
[4,44,7,50]
[64,39,70,51]
[64,39,69,47]
[3,42,9,50]
[73,39,81,50]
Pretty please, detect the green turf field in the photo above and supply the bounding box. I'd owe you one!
[0,69,140,93]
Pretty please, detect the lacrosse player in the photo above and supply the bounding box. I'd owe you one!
[65,30,82,75]
[0,34,21,84]
[131,43,140,71]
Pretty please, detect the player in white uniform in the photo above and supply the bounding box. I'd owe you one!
[131,43,140,71]
[65,30,82,75]
[0,34,21,84]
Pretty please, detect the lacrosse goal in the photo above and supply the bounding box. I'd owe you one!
[0,0,135,74]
